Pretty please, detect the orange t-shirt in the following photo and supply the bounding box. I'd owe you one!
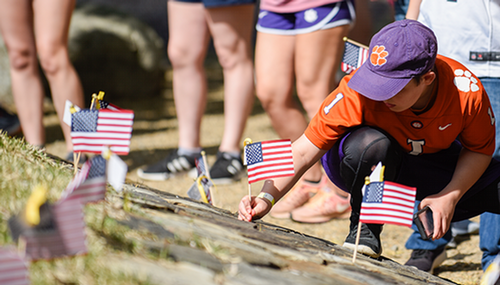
[305,55,496,156]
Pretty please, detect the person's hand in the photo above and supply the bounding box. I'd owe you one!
[238,195,272,222]
[419,193,457,240]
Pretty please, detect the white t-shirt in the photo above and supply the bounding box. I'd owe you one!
[417,0,500,77]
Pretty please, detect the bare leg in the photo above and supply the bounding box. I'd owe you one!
[206,4,255,153]
[167,1,211,150]
[255,32,304,142]
[295,24,350,185]
[0,0,45,146]
[33,0,84,152]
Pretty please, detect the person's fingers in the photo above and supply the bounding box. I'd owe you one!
[238,198,253,221]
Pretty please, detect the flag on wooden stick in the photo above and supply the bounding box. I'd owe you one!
[352,162,416,263]
[360,181,417,228]
[71,108,134,155]
[187,154,214,205]
[8,191,87,261]
[244,139,294,184]
[59,155,107,204]
[341,38,369,74]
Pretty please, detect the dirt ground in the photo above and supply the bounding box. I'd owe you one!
[42,65,484,285]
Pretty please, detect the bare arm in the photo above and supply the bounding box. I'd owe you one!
[238,134,328,221]
[420,148,491,239]
[405,0,422,20]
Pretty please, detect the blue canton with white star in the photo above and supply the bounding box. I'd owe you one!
[363,182,384,203]
[245,142,263,165]
[71,110,98,132]
[343,42,361,69]
[88,156,106,179]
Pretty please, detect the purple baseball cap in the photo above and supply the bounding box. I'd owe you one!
[348,19,437,101]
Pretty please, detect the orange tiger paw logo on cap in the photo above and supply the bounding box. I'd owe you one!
[370,45,388,66]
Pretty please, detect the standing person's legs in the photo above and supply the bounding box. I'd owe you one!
[168,1,210,151]
[480,212,500,270]
[255,32,302,142]
[205,4,255,154]
[33,0,84,152]
[137,1,209,181]
[204,4,255,183]
[480,77,500,270]
[0,0,45,147]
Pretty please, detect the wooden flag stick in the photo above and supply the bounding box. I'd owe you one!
[343,37,369,49]
[352,220,363,263]
[248,184,252,203]
[352,176,371,263]
[201,151,216,207]
[242,138,253,204]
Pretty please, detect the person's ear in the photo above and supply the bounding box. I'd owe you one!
[422,70,436,86]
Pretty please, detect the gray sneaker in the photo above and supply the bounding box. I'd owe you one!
[137,149,200,181]
[405,247,447,274]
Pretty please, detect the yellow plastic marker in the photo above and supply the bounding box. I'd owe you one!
[25,185,48,226]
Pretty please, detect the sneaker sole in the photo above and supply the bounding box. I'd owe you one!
[343,242,382,258]
[210,177,239,185]
[429,250,447,274]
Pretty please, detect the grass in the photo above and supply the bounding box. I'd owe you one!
[0,133,160,284]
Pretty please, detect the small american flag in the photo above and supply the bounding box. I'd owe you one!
[71,108,134,155]
[244,139,294,184]
[97,100,121,111]
[0,247,29,285]
[60,155,107,205]
[8,200,87,261]
[52,198,87,256]
[187,158,213,205]
[341,41,369,74]
[360,181,416,227]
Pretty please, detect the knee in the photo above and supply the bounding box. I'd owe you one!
[8,48,36,72]
[340,127,401,189]
[167,43,205,69]
[212,39,243,70]
[37,44,67,76]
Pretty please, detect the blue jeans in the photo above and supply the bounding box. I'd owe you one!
[406,77,500,270]
[393,0,408,21]
[480,78,500,270]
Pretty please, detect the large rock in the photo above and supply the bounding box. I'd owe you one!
[0,3,166,108]
[69,3,166,102]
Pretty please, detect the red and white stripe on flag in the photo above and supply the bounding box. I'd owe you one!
[53,198,87,256]
[360,181,416,227]
[245,139,294,184]
[71,109,134,155]
[59,157,107,205]
[0,247,29,285]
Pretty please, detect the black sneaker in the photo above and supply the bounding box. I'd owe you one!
[343,223,383,258]
[405,247,447,274]
[137,149,200,181]
[209,151,244,185]
[0,106,21,136]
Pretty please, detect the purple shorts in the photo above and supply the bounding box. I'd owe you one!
[256,0,355,35]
